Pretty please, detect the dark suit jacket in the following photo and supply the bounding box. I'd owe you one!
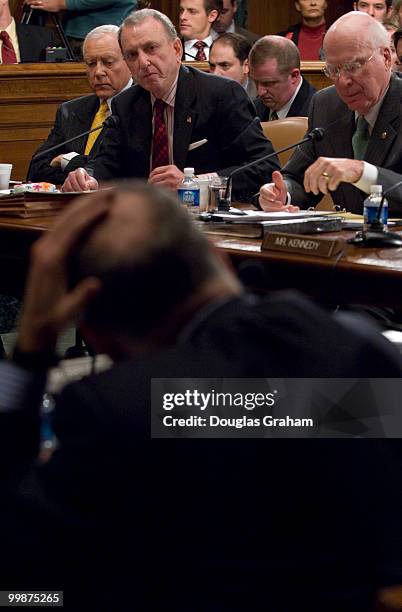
[16,23,58,62]
[235,23,260,45]
[27,94,103,185]
[0,292,401,611]
[284,75,402,214]
[253,77,316,121]
[87,65,280,200]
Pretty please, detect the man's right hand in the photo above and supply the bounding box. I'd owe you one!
[62,168,99,192]
[259,170,299,212]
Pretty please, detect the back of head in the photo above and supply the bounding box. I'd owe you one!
[69,183,224,341]
[249,34,300,72]
[212,32,251,62]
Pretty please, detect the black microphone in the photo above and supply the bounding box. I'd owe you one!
[348,180,402,248]
[31,115,120,161]
[221,127,325,207]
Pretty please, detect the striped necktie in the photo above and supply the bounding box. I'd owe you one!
[151,99,169,170]
[84,100,109,155]
[269,110,279,121]
[0,31,17,64]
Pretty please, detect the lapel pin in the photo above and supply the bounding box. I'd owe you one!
[186,116,192,123]
[381,132,387,140]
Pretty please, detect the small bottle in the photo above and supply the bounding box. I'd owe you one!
[177,168,200,216]
[363,184,388,231]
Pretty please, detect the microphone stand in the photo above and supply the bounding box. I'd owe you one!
[21,5,74,60]
[221,127,326,209]
[31,115,118,161]
[348,180,402,248]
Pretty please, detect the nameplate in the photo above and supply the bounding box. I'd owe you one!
[262,232,344,258]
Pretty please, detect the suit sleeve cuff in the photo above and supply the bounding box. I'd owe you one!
[61,152,79,170]
[353,162,378,194]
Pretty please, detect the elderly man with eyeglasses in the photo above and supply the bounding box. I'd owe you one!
[259,10,402,215]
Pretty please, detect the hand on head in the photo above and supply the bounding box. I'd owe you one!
[17,194,107,354]
[259,170,300,212]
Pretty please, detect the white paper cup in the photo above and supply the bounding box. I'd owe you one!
[0,164,13,189]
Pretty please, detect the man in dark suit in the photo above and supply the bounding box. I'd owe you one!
[260,11,402,215]
[179,0,222,61]
[209,32,256,99]
[27,25,132,185]
[62,8,279,200]
[249,34,316,121]
[0,0,58,62]
[0,182,401,610]
[212,0,259,45]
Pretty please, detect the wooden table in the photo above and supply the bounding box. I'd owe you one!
[0,214,401,308]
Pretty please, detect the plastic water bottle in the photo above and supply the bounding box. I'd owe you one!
[178,168,200,216]
[363,184,388,231]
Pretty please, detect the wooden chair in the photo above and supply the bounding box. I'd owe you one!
[261,117,335,211]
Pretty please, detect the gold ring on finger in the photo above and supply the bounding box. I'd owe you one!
[321,171,331,181]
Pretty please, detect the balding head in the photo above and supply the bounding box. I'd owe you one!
[323,11,391,115]
[69,183,241,351]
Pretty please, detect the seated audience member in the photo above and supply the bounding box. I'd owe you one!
[0,0,58,62]
[27,25,132,185]
[209,32,256,98]
[278,0,327,60]
[212,0,259,44]
[249,35,316,121]
[383,18,399,68]
[0,183,401,610]
[354,0,392,22]
[179,0,222,60]
[259,11,402,215]
[393,27,402,68]
[62,9,279,201]
[25,0,137,60]
[391,0,402,26]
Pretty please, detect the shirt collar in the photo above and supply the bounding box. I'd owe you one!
[355,82,390,132]
[150,72,179,108]
[5,17,16,38]
[106,77,133,112]
[276,77,303,119]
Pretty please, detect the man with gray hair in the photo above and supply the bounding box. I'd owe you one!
[61,8,279,200]
[28,25,132,185]
[259,11,402,215]
[249,35,316,121]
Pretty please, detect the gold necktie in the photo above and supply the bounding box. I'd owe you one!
[84,100,109,155]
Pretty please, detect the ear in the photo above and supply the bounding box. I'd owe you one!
[173,37,183,62]
[233,1,238,14]
[383,45,392,69]
[295,1,301,14]
[242,57,249,77]
[289,67,300,83]
[207,9,219,24]
[353,2,357,10]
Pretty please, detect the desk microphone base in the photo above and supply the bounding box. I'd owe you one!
[348,230,402,248]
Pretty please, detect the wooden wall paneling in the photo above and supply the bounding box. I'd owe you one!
[0,63,91,181]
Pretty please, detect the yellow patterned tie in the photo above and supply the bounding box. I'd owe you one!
[84,100,109,155]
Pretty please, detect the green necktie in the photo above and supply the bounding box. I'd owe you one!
[352,115,369,160]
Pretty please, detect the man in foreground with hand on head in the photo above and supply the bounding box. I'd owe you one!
[61,8,277,201]
[259,11,402,215]
[27,25,132,185]
[0,182,401,610]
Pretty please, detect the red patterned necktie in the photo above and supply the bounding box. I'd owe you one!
[151,99,169,171]
[0,31,17,64]
[194,40,207,61]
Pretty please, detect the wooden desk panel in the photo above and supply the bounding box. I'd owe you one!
[0,212,401,308]
[0,63,91,181]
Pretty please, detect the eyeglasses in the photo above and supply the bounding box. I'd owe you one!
[324,53,375,79]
